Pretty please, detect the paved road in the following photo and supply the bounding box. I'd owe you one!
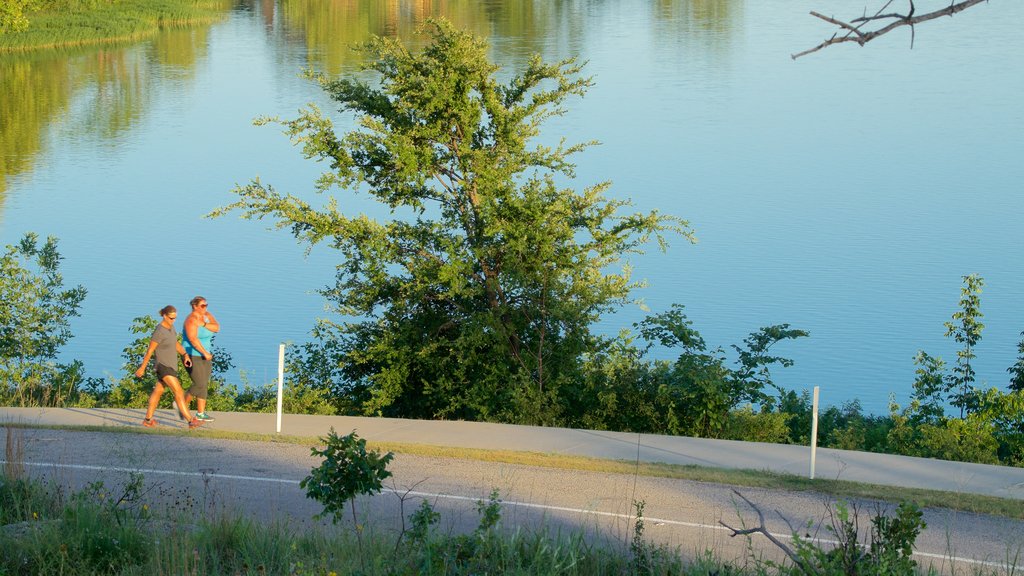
[3,408,1024,572]
[3,407,1023,499]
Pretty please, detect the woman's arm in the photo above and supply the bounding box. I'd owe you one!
[203,311,220,333]
[176,340,193,367]
[135,340,159,378]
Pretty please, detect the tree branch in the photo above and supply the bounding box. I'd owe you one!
[719,489,815,576]
[793,0,989,59]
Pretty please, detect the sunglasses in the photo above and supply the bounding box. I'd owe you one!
[199,303,208,308]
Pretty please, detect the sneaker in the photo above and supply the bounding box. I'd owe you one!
[188,417,203,430]
[195,412,215,422]
[142,418,157,428]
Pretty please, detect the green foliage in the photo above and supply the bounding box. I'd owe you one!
[731,323,811,405]
[887,399,1001,463]
[229,343,346,415]
[300,428,394,526]
[213,19,691,424]
[630,499,650,576]
[569,306,807,438]
[773,500,925,576]
[406,498,440,548]
[944,273,985,417]
[775,391,894,452]
[0,476,63,525]
[2,473,152,575]
[474,489,503,535]
[77,472,151,529]
[572,337,667,432]
[722,405,792,443]
[904,274,986,422]
[0,0,39,33]
[232,379,338,415]
[1009,331,1024,393]
[639,307,808,437]
[975,387,1024,466]
[880,274,1024,465]
[0,0,228,52]
[0,233,87,407]
[909,351,947,425]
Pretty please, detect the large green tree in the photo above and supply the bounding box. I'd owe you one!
[0,232,86,406]
[214,20,690,423]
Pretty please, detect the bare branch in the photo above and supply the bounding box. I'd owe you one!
[720,489,816,576]
[793,0,989,59]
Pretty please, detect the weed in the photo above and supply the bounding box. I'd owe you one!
[632,499,651,575]
[3,423,25,481]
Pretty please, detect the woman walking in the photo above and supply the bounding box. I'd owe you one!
[183,295,219,422]
[135,305,201,429]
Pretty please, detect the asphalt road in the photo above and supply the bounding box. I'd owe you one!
[3,420,1023,573]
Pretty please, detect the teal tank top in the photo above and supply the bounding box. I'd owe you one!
[184,323,214,356]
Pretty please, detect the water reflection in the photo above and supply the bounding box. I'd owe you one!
[0,24,216,219]
[0,0,739,214]
[257,0,739,75]
[657,0,739,29]
[0,54,72,210]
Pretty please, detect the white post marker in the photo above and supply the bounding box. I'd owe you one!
[809,385,819,479]
[276,343,285,434]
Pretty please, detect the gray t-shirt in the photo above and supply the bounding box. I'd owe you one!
[152,324,177,367]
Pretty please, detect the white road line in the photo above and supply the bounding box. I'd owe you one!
[4,459,1012,570]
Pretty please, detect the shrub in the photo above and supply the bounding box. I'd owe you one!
[722,405,791,443]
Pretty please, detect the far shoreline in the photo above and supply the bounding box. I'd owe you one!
[0,0,231,54]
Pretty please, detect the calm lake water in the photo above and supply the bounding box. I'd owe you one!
[2,1,1022,414]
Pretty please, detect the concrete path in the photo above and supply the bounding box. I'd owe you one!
[3,407,1023,500]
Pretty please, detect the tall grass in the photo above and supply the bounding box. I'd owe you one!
[1,469,1020,575]
[0,0,232,52]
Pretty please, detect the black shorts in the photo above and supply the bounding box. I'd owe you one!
[156,363,177,380]
[186,356,212,399]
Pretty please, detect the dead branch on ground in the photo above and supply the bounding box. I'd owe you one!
[719,488,816,576]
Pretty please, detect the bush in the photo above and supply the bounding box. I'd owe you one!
[722,405,791,443]
[0,233,87,407]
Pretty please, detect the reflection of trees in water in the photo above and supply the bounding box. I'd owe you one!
[73,27,213,139]
[651,0,741,79]
[251,0,737,76]
[657,0,739,31]
[270,0,514,75]
[0,25,213,217]
[653,0,741,51]
[0,54,71,214]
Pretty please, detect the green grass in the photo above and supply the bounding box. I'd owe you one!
[7,420,1024,521]
[1,470,1013,576]
[0,0,232,53]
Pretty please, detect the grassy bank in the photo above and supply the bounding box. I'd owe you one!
[0,0,232,53]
